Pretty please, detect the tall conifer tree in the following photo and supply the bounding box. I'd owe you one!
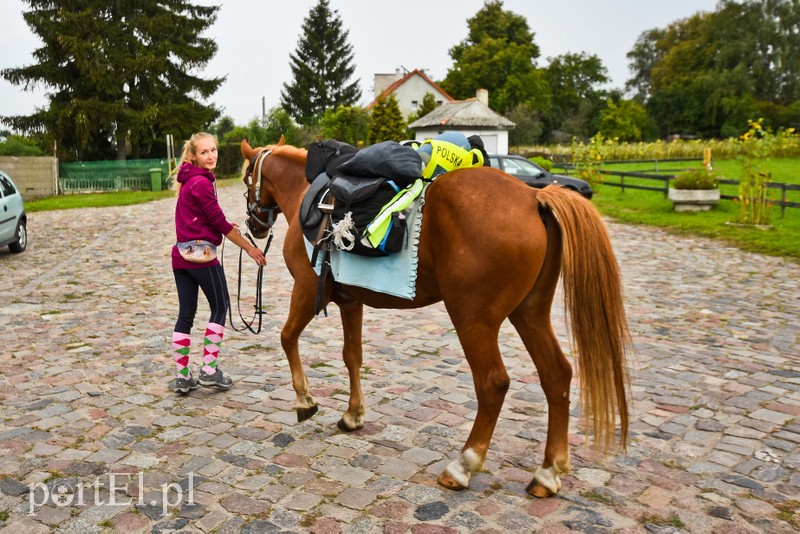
[280,0,361,125]
[368,93,405,144]
[2,0,222,161]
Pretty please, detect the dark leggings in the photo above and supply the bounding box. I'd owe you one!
[173,265,229,334]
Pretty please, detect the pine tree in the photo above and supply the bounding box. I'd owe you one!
[368,93,406,144]
[280,0,361,125]
[1,0,223,161]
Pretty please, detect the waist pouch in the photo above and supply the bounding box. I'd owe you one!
[176,240,217,263]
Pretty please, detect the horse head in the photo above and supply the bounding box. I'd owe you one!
[240,135,285,239]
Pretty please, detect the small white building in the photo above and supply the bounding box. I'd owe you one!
[408,89,515,155]
[367,68,455,117]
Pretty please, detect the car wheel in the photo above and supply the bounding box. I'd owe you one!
[9,219,27,253]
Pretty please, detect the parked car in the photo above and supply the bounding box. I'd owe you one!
[0,170,28,253]
[488,154,593,199]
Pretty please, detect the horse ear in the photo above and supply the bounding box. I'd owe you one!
[241,139,256,159]
[277,134,285,146]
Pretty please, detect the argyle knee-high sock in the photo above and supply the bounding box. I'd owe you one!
[202,322,224,375]
[173,332,192,379]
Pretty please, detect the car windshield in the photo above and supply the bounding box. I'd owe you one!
[503,158,544,178]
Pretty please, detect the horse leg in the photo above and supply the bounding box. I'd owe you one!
[282,281,320,422]
[508,208,572,498]
[436,320,509,491]
[335,300,365,432]
[509,309,572,497]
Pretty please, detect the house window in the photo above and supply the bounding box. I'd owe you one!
[436,100,443,105]
[411,100,418,110]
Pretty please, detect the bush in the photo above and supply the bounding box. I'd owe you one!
[530,156,552,171]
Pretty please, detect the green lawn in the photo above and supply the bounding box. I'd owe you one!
[583,158,800,260]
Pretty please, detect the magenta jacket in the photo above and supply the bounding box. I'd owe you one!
[171,162,234,269]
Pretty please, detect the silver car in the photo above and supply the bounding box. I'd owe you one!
[0,170,27,253]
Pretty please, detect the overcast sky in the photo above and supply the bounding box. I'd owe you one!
[1,0,719,128]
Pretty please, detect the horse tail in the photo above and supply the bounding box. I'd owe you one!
[536,185,631,451]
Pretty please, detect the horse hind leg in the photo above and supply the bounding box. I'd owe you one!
[509,293,572,497]
[436,320,509,491]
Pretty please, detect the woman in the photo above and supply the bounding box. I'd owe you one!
[171,132,266,394]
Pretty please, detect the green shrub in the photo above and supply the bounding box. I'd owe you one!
[530,156,552,171]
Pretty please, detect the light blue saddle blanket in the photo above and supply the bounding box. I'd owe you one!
[304,185,427,300]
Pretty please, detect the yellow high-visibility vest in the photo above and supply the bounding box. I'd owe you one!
[418,139,485,179]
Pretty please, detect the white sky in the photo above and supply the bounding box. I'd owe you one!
[0,0,718,128]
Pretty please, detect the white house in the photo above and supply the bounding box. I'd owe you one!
[366,68,455,117]
[408,89,515,155]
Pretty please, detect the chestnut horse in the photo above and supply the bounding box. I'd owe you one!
[240,138,631,497]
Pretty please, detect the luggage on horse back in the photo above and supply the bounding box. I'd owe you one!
[300,134,489,261]
[301,140,423,258]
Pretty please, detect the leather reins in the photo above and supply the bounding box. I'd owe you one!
[223,148,279,334]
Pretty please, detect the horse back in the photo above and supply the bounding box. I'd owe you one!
[338,167,550,309]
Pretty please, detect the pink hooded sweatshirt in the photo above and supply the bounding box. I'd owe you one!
[171,162,234,269]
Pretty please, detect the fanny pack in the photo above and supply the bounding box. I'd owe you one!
[176,240,217,263]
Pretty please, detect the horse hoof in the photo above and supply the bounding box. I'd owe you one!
[437,471,467,491]
[336,418,357,432]
[526,480,556,498]
[297,405,319,422]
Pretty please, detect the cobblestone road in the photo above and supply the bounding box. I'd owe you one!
[1,182,798,533]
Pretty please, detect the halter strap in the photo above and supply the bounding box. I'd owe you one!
[245,148,280,231]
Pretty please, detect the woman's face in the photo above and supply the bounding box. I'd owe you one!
[192,137,218,171]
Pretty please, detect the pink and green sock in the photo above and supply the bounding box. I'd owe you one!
[173,332,192,379]
[202,322,225,375]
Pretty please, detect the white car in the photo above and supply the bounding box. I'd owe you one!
[0,170,27,253]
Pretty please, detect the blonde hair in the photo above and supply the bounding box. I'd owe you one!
[180,132,217,165]
[172,132,217,191]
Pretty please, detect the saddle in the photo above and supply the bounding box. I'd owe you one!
[299,140,424,314]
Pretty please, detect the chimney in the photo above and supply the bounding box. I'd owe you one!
[476,88,488,106]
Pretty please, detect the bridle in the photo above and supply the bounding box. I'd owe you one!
[243,148,281,234]
[224,147,280,334]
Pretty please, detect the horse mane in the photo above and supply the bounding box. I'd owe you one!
[239,142,308,180]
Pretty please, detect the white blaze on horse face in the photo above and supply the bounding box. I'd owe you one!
[445,448,484,488]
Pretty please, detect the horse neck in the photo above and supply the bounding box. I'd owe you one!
[267,150,307,224]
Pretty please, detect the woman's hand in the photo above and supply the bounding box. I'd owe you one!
[247,246,267,266]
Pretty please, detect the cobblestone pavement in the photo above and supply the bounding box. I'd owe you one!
[1,182,798,534]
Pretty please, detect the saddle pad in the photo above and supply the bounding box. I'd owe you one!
[304,184,428,300]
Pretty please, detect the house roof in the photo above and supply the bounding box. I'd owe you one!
[365,69,455,110]
[408,98,515,130]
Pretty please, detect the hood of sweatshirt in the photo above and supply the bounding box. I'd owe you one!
[177,161,216,184]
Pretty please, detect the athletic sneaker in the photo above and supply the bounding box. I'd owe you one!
[199,368,233,390]
[174,374,199,394]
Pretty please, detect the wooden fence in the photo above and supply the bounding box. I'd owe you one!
[559,159,800,216]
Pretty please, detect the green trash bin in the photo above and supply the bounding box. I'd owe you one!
[149,168,162,191]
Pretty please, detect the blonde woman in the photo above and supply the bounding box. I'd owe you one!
[171,132,266,394]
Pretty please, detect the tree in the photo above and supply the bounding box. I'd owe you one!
[368,93,406,144]
[280,0,361,125]
[417,92,439,119]
[627,0,800,138]
[1,0,223,161]
[545,52,610,139]
[507,103,543,147]
[597,99,651,141]
[440,0,550,115]
[320,105,371,146]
